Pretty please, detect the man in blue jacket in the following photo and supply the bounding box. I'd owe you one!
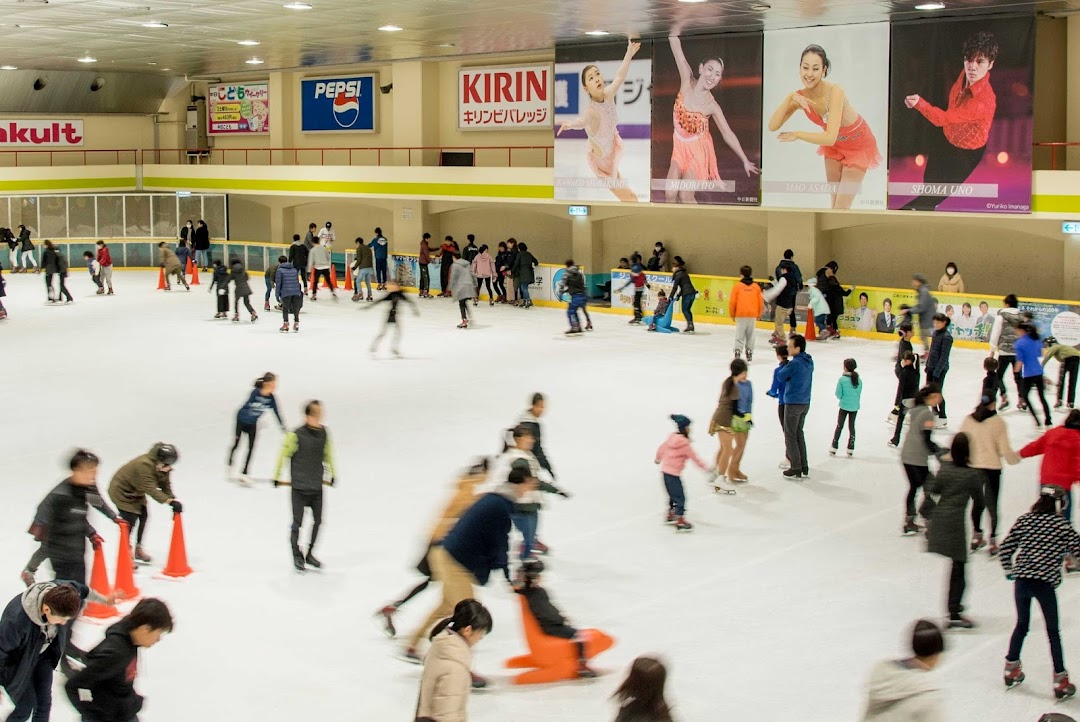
[403,467,538,678]
[778,334,814,480]
[369,227,390,291]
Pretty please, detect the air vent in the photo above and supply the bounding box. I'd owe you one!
[33,78,46,91]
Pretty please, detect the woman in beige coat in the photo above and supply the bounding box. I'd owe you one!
[959,396,1021,555]
[937,262,965,294]
[416,599,492,722]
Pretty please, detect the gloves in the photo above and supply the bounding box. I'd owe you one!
[89,534,104,550]
[556,490,571,499]
[169,500,183,514]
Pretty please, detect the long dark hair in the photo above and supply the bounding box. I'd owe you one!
[915,384,940,407]
[949,432,971,468]
[1032,486,1065,516]
[721,359,747,399]
[254,372,276,389]
[429,598,492,640]
[613,656,674,721]
[844,358,859,388]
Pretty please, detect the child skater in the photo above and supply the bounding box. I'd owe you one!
[228,372,285,484]
[208,259,230,319]
[890,351,920,448]
[274,254,303,333]
[655,414,715,532]
[982,357,1007,409]
[516,559,599,678]
[1043,336,1080,411]
[647,290,673,333]
[369,279,418,357]
[82,251,103,294]
[767,344,790,469]
[0,263,6,320]
[618,259,648,325]
[900,385,944,535]
[831,358,862,457]
[806,277,829,338]
[230,255,257,323]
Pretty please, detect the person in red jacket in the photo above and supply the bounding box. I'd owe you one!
[728,266,764,362]
[1020,409,1080,528]
[94,241,114,296]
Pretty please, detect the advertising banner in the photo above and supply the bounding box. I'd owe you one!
[0,120,83,147]
[610,270,795,325]
[301,76,377,132]
[761,23,889,210]
[888,15,1036,213]
[651,32,763,206]
[554,39,652,203]
[459,65,552,130]
[208,83,269,135]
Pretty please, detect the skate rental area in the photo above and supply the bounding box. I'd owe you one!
[5,1,1080,721]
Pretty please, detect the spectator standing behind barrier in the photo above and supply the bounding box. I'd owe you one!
[938,261,965,294]
[18,225,38,273]
[494,241,512,304]
[192,220,210,271]
[179,218,193,245]
[862,620,946,720]
[772,249,802,345]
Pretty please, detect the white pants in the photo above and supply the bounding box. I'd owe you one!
[8,248,18,267]
[735,317,756,354]
[22,250,37,268]
[101,265,113,289]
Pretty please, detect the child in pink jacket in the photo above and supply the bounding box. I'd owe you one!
[655,414,714,532]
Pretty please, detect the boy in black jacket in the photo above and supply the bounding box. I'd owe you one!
[207,260,231,319]
[516,559,596,679]
[65,598,173,722]
[890,352,920,448]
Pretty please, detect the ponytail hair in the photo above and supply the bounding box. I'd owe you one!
[844,358,859,388]
[255,372,276,389]
[429,598,493,641]
[1033,486,1065,516]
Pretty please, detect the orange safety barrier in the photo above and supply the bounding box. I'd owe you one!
[504,595,614,685]
[113,521,140,601]
[156,268,166,290]
[82,544,119,619]
[161,513,193,578]
[804,311,817,342]
[329,266,338,288]
[190,264,200,285]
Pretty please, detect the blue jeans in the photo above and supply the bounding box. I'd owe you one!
[814,314,828,333]
[264,277,273,305]
[356,268,373,295]
[662,473,685,516]
[519,283,531,303]
[1008,577,1064,673]
[375,258,388,285]
[8,659,52,722]
[567,293,586,329]
[680,292,696,329]
[511,511,538,559]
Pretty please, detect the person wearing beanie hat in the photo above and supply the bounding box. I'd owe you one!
[654,415,715,532]
[514,559,600,679]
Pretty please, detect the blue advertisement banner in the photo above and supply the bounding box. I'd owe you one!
[300,76,376,132]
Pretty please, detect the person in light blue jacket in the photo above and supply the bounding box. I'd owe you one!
[777,335,814,479]
[806,278,830,336]
[369,227,390,291]
[832,358,863,456]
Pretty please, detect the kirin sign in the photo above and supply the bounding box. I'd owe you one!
[458,65,552,130]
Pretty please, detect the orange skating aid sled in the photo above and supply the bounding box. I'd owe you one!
[504,595,614,684]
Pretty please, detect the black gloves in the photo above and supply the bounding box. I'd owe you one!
[169,500,183,514]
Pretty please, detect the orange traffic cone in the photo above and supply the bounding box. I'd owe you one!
[161,513,193,578]
[310,268,316,290]
[344,266,353,291]
[82,544,119,619]
[190,264,200,286]
[329,265,338,288]
[185,256,194,276]
[157,267,166,290]
[113,521,140,601]
[804,311,817,341]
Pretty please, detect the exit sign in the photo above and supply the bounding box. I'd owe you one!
[1064,221,1080,234]
[568,205,589,217]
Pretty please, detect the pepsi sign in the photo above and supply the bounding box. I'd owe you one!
[301,75,376,132]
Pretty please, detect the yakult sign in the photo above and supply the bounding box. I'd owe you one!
[300,75,376,132]
[458,65,552,130]
[0,120,83,146]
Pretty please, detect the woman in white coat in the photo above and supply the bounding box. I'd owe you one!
[416,599,492,722]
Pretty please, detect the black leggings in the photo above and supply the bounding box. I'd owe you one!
[119,508,148,545]
[904,464,930,519]
[230,420,258,474]
[493,274,506,299]
[477,277,493,299]
[234,294,254,315]
[1059,357,1079,405]
[419,264,430,294]
[312,268,332,295]
[997,354,1022,398]
[290,488,323,553]
[971,468,1002,537]
[1020,375,1053,424]
[928,369,948,418]
[458,299,469,320]
[826,311,839,331]
[901,143,986,211]
[832,409,857,449]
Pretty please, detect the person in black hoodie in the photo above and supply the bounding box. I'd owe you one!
[65,598,173,722]
[890,351,921,448]
[816,261,852,339]
[772,249,802,345]
[462,234,479,264]
[287,234,310,295]
[927,314,954,425]
[494,241,512,303]
[669,256,697,334]
[515,559,597,678]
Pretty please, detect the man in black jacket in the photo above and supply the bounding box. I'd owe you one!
[287,234,310,294]
[772,249,802,345]
[65,598,173,722]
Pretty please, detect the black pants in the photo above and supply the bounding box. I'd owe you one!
[230,420,258,474]
[216,288,229,313]
[1020,375,1053,424]
[375,258,388,285]
[299,267,308,291]
[440,262,452,293]
[477,277,493,299]
[458,299,469,321]
[928,369,947,418]
[826,311,839,331]
[1008,578,1065,673]
[51,558,86,585]
[493,273,506,299]
[891,400,912,446]
[234,293,254,315]
[997,354,1021,398]
[118,508,148,545]
[901,143,986,211]
[419,264,430,294]
[904,464,930,519]
[371,319,401,353]
[831,409,857,450]
[45,272,73,302]
[281,295,302,322]
[971,468,1002,537]
[8,657,53,722]
[947,559,966,618]
[290,488,323,554]
[1059,357,1079,405]
[312,268,333,296]
[632,290,643,320]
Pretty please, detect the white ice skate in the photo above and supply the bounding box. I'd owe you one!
[713,477,737,495]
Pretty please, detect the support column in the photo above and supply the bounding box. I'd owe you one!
[1064,236,1080,300]
[766,211,826,274]
[391,200,437,251]
[1068,16,1080,170]
[571,216,604,294]
[268,72,293,153]
[390,61,440,168]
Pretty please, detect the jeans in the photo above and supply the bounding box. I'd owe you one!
[970,468,1002,537]
[419,264,430,294]
[229,419,258,474]
[903,464,930,519]
[375,257,388,285]
[1007,577,1065,673]
[8,659,53,722]
[947,559,967,618]
[814,314,828,333]
[118,508,148,545]
[831,409,857,450]
[567,293,587,329]
[512,511,538,560]
[519,282,531,304]
[1021,375,1053,424]
[783,404,809,473]
[290,488,323,554]
[662,473,686,516]
[356,268,373,296]
[679,292,697,330]
[1059,357,1079,405]
[264,278,273,306]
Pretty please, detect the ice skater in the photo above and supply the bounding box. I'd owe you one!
[158,241,188,291]
[831,358,862,456]
[959,394,1020,556]
[778,335,814,479]
[82,251,103,294]
[805,277,829,337]
[0,263,6,320]
[1015,322,1054,427]
[42,241,72,304]
[556,260,590,334]
[989,294,1024,410]
[767,344,791,468]
[498,423,569,562]
[108,443,182,564]
[926,314,953,426]
[352,237,374,302]
[890,351,920,448]
[729,266,763,360]
[1043,336,1080,410]
[414,599,493,719]
[227,372,285,484]
[669,256,697,333]
[309,237,336,301]
[617,259,648,324]
[899,385,943,535]
[369,280,417,356]
[230,255,257,323]
[275,255,303,333]
[655,414,713,532]
[709,359,747,492]
[515,559,598,678]
[448,252,477,329]
[370,227,389,290]
[18,225,37,273]
[208,259,230,319]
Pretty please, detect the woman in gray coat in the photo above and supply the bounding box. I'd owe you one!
[925,432,984,630]
[900,385,944,535]
[448,254,477,329]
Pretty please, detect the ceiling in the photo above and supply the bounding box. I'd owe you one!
[0,0,1077,77]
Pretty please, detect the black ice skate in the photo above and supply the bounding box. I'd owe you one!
[304,549,322,570]
[292,550,306,573]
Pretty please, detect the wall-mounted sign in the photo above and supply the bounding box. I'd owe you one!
[1063,222,1080,235]
[568,205,590,217]
[0,120,83,146]
[208,83,269,135]
[459,64,552,130]
[301,75,377,132]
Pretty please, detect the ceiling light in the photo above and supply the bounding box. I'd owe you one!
[237,39,260,46]
[585,30,610,36]
[915,1,945,8]
[77,55,97,63]
[378,25,403,32]
[437,42,456,48]
[141,21,168,28]
[678,0,708,3]
[147,61,157,65]
[283,2,312,9]
[245,57,264,64]
[0,65,16,70]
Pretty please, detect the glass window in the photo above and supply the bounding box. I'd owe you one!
[68,196,96,238]
[11,197,38,235]
[203,195,226,239]
[39,196,68,238]
[124,195,151,237]
[150,195,177,239]
[178,195,201,233]
[96,196,124,238]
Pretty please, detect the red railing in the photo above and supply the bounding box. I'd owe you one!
[1033,142,1080,171]
[0,149,140,167]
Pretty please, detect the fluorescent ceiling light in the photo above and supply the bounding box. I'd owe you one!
[378,25,403,32]
[283,2,312,9]
[678,0,708,3]
[237,39,260,46]
[915,2,945,8]
[77,55,97,63]
[141,21,168,28]
[0,65,16,70]
[245,57,264,64]
[585,30,610,36]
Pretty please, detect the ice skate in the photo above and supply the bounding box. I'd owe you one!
[20,569,35,587]
[1055,671,1076,700]
[293,321,300,333]
[887,440,899,448]
[934,417,948,429]
[292,550,306,573]
[988,537,1000,557]
[585,322,594,331]
[304,549,322,570]
[674,516,693,532]
[565,327,583,335]
[232,313,240,323]
[846,446,854,457]
[683,327,694,334]
[473,299,478,307]
[746,350,753,362]
[902,517,923,535]
[237,472,253,486]
[734,349,741,360]
[999,397,1011,411]
[134,545,152,565]
[376,606,397,638]
[782,468,804,480]
[1003,660,1025,689]
[489,299,494,306]
[367,295,373,302]
[946,615,975,630]
[96,288,104,295]
[769,332,785,346]
[1055,400,1064,410]
[264,302,271,311]
[665,509,677,525]
[280,323,290,333]
[532,540,550,556]
[471,672,489,690]
[829,446,837,456]
[250,312,258,323]
[457,320,469,329]
[576,661,598,679]
[713,477,737,495]
[970,532,986,552]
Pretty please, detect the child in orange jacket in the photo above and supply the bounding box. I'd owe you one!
[729,265,764,362]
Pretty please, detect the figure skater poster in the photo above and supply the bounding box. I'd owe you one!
[888,15,1035,214]
[761,23,889,211]
[650,31,763,206]
[554,39,652,203]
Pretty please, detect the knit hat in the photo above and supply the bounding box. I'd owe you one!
[670,414,691,432]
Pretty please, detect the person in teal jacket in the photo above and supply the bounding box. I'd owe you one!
[831,358,863,456]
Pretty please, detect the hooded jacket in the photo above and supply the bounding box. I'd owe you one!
[776,352,814,405]
[448,258,477,300]
[556,266,586,297]
[159,246,181,273]
[440,485,516,585]
[230,260,252,297]
[416,628,471,722]
[654,432,709,477]
[728,277,764,319]
[925,461,985,562]
[18,227,32,252]
[309,244,331,271]
[287,241,309,272]
[353,243,373,271]
[471,251,496,279]
[108,449,174,514]
[37,479,101,564]
[806,282,830,317]
[1020,423,1080,491]
[0,581,90,704]
[275,262,303,299]
[989,307,1021,356]
[65,616,143,722]
[369,233,389,261]
[773,258,802,307]
[862,659,945,721]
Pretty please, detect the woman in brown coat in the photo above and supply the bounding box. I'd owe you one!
[416,599,492,722]
[959,396,1021,555]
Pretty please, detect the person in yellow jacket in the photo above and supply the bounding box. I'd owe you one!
[108,443,182,564]
[376,459,489,638]
[273,401,335,573]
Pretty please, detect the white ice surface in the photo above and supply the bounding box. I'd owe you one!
[0,270,1074,721]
